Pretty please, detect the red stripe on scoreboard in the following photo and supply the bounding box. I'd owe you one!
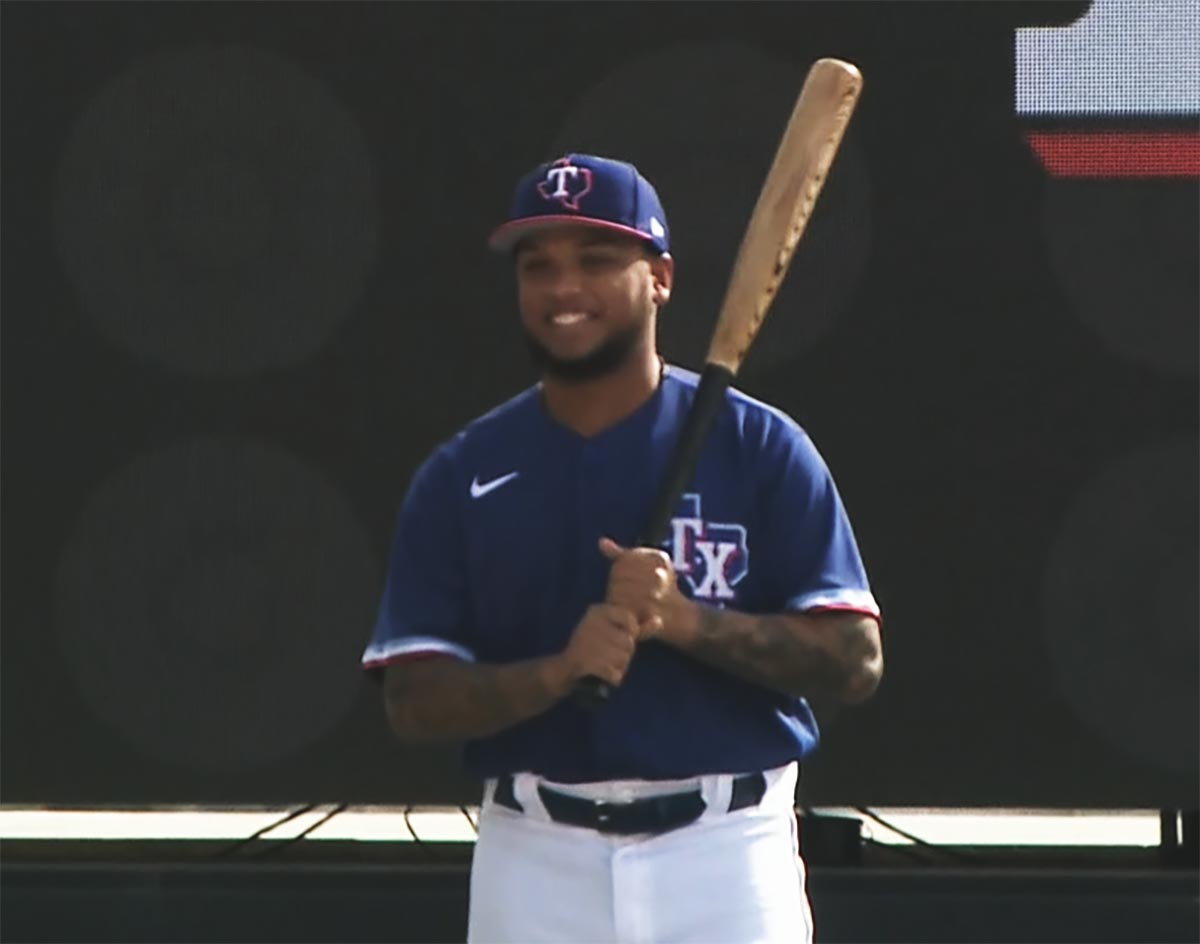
[1025,131,1200,178]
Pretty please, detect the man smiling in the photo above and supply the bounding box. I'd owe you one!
[362,153,883,943]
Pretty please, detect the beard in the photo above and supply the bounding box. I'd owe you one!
[523,318,646,383]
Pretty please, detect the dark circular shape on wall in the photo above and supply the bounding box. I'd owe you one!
[53,44,378,376]
[1043,438,1199,774]
[1042,178,1198,375]
[54,437,378,772]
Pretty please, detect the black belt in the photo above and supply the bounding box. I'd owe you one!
[492,771,767,836]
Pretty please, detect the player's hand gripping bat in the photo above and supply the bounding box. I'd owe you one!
[576,58,864,706]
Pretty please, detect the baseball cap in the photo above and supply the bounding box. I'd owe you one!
[488,153,670,254]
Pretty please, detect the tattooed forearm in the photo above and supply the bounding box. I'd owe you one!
[672,605,882,703]
[384,657,565,742]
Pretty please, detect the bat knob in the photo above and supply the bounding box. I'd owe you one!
[573,675,612,708]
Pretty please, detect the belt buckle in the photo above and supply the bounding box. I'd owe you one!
[610,784,636,803]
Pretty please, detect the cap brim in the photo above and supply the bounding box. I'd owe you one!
[488,215,659,253]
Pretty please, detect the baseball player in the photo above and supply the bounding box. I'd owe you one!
[362,154,883,943]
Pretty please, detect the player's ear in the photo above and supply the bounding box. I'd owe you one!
[650,252,673,307]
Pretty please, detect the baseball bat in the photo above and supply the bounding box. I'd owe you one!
[578,57,864,705]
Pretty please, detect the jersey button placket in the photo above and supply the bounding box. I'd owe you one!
[577,441,603,561]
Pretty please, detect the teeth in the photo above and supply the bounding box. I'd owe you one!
[551,313,588,326]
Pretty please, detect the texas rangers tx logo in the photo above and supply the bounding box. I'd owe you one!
[537,158,593,210]
[664,494,749,602]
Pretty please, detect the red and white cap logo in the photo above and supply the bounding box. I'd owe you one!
[536,158,594,210]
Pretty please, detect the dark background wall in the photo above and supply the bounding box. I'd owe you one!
[2,0,1196,809]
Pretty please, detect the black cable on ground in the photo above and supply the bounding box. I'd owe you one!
[215,803,317,858]
[255,803,348,859]
[854,807,982,863]
[863,835,939,865]
[403,805,440,862]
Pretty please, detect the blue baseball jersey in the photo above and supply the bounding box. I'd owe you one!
[362,365,879,782]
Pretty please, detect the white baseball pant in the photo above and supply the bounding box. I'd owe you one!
[467,762,812,944]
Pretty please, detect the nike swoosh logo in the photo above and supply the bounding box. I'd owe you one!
[470,471,520,499]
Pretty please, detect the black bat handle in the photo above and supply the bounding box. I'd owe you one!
[575,364,735,707]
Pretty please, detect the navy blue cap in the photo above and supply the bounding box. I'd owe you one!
[489,154,670,254]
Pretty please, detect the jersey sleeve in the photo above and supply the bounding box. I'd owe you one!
[758,420,881,622]
[361,447,476,675]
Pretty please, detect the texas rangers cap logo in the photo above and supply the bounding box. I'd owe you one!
[536,158,593,211]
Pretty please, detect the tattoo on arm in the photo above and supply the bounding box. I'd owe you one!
[385,658,562,741]
[684,607,879,701]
